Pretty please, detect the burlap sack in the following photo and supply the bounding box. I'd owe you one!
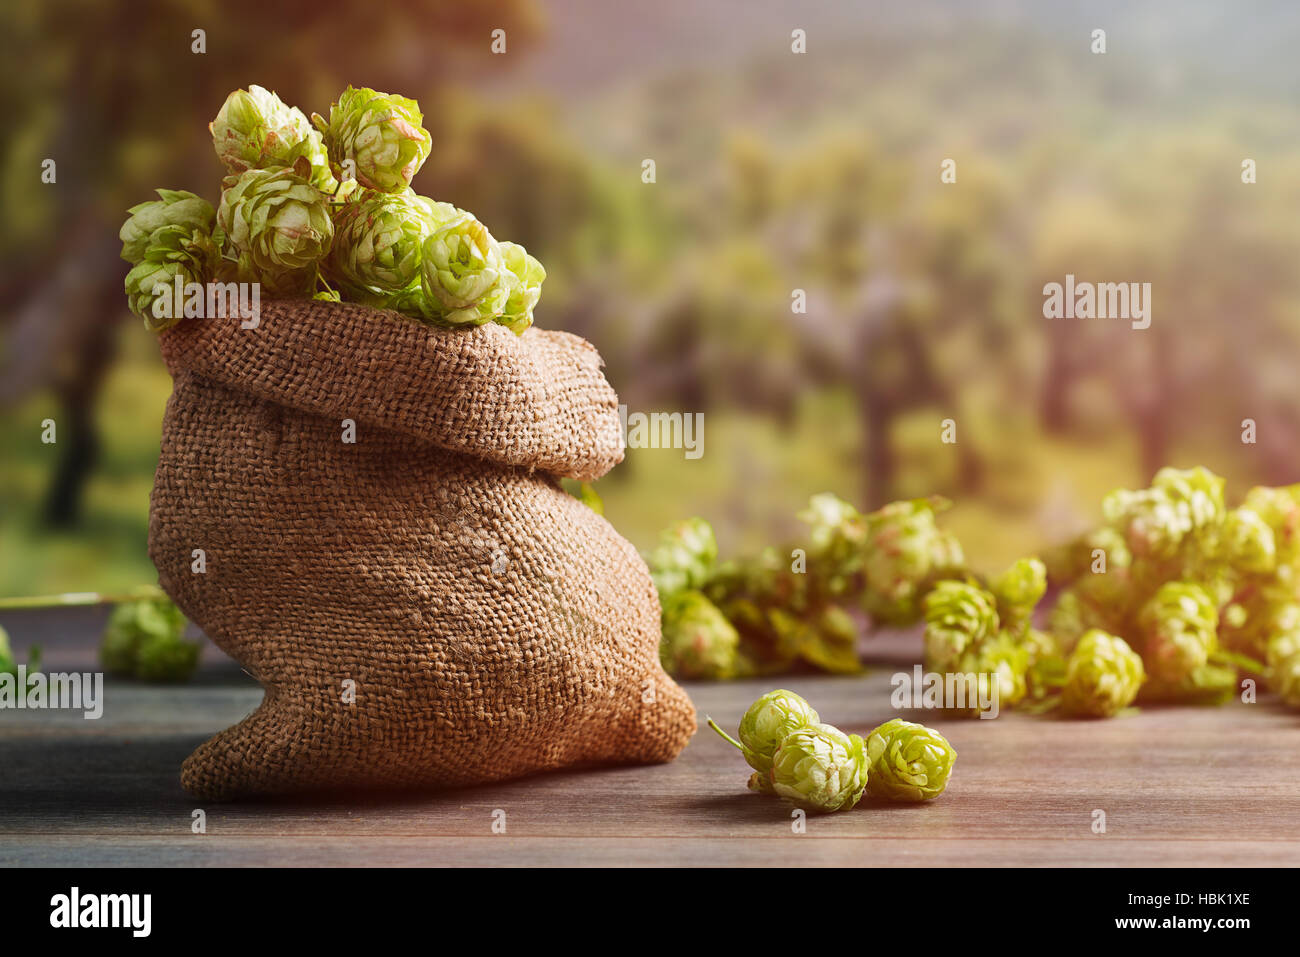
[149,300,696,800]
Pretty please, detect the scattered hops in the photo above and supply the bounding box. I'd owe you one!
[100,597,200,683]
[121,84,545,336]
[1061,629,1145,718]
[709,689,954,813]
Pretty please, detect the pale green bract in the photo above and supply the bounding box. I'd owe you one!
[211,85,336,193]
[769,723,869,813]
[737,689,820,776]
[497,241,547,335]
[1062,629,1145,718]
[864,718,956,801]
[312,86,432,193]
[119,189,216,266]
[217,165,334,298]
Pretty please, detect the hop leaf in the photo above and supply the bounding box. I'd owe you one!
[211,86,336,193]
[1062,629,1145,718]
[312,86,432,193]
[769,723,869,813]
[864,718,956,801]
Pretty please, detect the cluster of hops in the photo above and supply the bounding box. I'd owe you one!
[861,497,966,625]
[100,596,200,683]
[708,690,956,813]
[919,559,1050,715]
[651,495,872,680]
[121,85,545,335]
[1049,466,1300,709]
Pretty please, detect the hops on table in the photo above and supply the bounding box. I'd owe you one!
[1138,581,1217,683]
[864,717,956,802]
[861,496,965,626]
[658,589,740,681]
[101,596,200,683]
[922,579,999,674]
[769,723,869,813]
[1061,629,1145,718]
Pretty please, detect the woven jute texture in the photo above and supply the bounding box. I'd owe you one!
[149,300,696,800]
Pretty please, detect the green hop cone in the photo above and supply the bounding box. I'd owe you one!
[658,589,739,680]
[497,241,547,335]
[959,630,1029,710]
[134,632,202,683]
[1104,466,1225,559]
[312,86,432,193]
[124,224,224,331]
[990,557,1047,634]
[864,718,956,801]
[100,597,188,676]
[1267,630,1300,708]
[736,689,820,776]
[1138,581,1218,683]
[922,579,999,674]
[418,209,507,326]
[1062,629,1145,718]
[769,723,869,813]
[120,189,217,266]
[326,188,438,300]
[211,85,335,193]
[217,165,334,297]
[1222,506,1277,574]
[862,497,965,625]
[647,517,718,597]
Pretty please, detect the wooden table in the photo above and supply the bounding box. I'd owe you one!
[3,607,1299,866]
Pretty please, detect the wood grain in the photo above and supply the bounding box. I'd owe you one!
[2,612,1298,866]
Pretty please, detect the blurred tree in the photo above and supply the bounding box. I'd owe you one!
[0,0,541,525]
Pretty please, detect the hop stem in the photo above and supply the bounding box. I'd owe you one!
[0,585,166,611]
[706,716,755,759]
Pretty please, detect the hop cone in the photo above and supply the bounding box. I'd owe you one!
[1105,466,1225,559]
[658,589,739,680]
[217,165,333,297]
[312,86,432,193]
[211,85,335,193]
[959,630,1029,709]
[798,492,867,600]
[990,557,1046,634]
[862,497,965,625]
[101,597,187,676]
[923,580,999,673]
[1268,630,1300,708]
[647,517,718,597]
[326,188,440,300]
[120,189,217,265]
[737,689,820,776]
[769,723,869,813]
[1222,506,1276,574]
[1062,629,1145,718]
[864,718,956,801]
[124,224,224,330]
[1138,582,1218,683]
[1241,484,1300,568]
[418,209,508,326]
[497,241,547,335]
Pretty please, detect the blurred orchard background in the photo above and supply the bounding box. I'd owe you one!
[4,0,1300,597]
